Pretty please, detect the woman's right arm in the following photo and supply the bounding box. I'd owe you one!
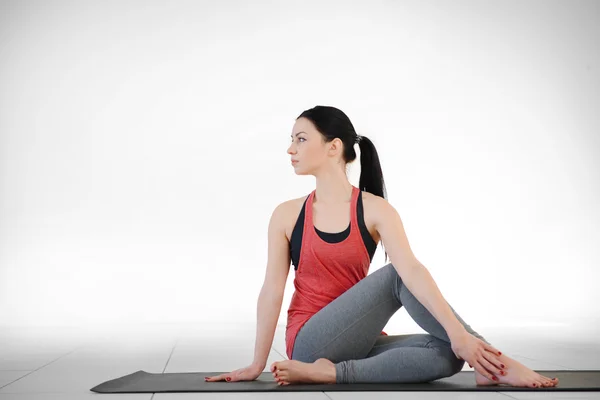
[252,202,291,370]
[252,289,284,370]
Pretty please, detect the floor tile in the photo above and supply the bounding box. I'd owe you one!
[0,341,172,394]
[0,395,151,399]
[0,350,77,372]
[500,393,600,399]
[326,392,508,399]
[0,371,31,390]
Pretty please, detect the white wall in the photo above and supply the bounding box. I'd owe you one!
[1,0,598,337]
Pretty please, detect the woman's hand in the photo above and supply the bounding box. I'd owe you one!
[451,332,505,381]
[204,363,263,383]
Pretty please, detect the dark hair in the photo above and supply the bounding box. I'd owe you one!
[296,105,389,263]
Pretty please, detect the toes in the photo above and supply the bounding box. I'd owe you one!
[536,379,546,387]
[538,374,558,386]
[537,378,547,386]
[277,372,287,380]
[536,379,545,388]
[530,377,544,388]
[542,377,555,386]
[277,361,289,370]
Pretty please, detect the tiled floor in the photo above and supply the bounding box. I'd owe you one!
[0,323,598,399]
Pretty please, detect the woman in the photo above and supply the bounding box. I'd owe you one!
[206,105,558,388]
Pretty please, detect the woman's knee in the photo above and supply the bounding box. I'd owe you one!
[291,344,324,363]
[444,355,466,377]
[427,338,465,377]
[291,345,312,362]
[291,351,314,363]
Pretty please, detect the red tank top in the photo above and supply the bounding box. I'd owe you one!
[285,185,386,359]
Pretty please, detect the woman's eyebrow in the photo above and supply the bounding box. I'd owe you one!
[290,131,306,138]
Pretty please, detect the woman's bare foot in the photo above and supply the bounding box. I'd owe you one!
[271,358,336,386]
[473,352,559,388]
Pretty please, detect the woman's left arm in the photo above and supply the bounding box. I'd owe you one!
[374,198,504,380]
[373,196,466,339]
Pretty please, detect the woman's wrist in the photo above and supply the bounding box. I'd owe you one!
[251,361,266,370]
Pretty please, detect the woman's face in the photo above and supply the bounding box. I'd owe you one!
[287,118,342,175]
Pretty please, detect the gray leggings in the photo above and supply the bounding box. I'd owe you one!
[290,263,491,383]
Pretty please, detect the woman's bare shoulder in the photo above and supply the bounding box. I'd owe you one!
[281,194,310,214]
[275,195,309,242]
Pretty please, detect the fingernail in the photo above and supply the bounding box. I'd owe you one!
[498,352,502,355]
[533,383,537,387]
[492,376,498,381]
[501,364,505,368]
[226,377,231,381]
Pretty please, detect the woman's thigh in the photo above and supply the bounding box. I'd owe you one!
[365,333,438,357]
[366,333,460,362]
[292,263,402,363]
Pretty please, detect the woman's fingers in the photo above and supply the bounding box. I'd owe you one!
[484,350,505,371]
[205,374,226,381]
[485,344,502,358]
[474,360,497,381]
[480,339,501,355]
[480,353,504,376]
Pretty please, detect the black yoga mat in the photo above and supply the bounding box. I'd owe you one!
[91,370,600,392]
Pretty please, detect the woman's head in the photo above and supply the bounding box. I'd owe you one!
[287,105,389,262]
[288,105,387,200]
[287,116,352,176]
